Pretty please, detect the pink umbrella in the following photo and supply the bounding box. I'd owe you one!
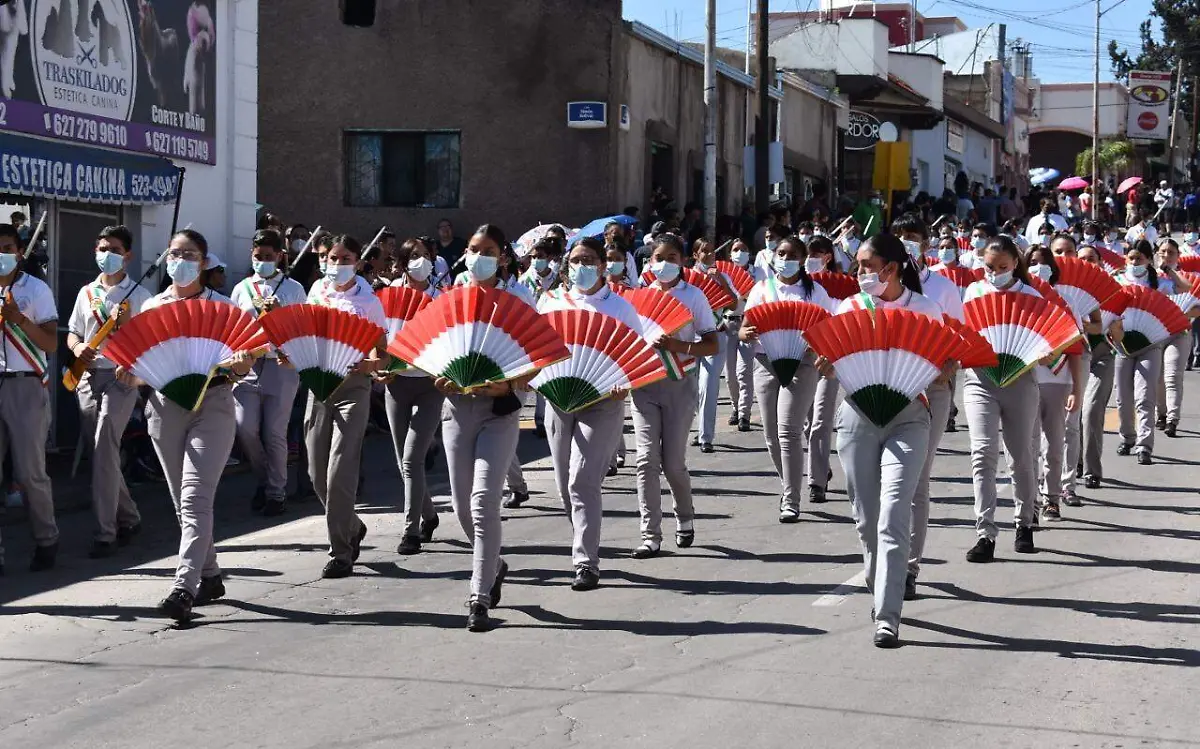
[1058,176,1089,191]
[1117,176,1143,195]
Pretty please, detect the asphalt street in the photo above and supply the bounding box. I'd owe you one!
[1,377,1199,749]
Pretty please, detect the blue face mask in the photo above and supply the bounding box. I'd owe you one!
[774,257,801,278]
[95,250,125,275]
[569,263,600,291]
[532,257,550,273]
[0,253,17,277]
[465,253,498,281]
[607,260,626,277]
[252,260,277,278]
[650,260,680,283]
[325,263,357,286]
[167,258,201,286]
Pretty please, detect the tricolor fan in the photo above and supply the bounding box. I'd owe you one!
[714,260,755,297]
[530,310,667,412]
[941,315,999,369]
[103,299,269,411]
[742,301,831,386]
[1117,285,1190,356]
[1168,273,1200,315]
[804,308,962,427]
[682,267,736,311]
[1098,248,1125,274]
[963,293,1083,387]
[259,304,385,401]
[1027,276,1084,355]
[1054,256,1122,319]
[619,287,694,380]
[1088,290,1132,350]
[377,286,433,373]
[388,285,569,389]
[1176,256,1200,274]
[809,271,860,300]
[935,265,980,292]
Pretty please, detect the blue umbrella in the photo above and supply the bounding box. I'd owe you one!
[571,214,639,243]
[1029,167,1060,186]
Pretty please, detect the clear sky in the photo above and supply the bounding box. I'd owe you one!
[622,0,1156,84]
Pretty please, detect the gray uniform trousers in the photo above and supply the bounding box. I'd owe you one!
[908,381,952,580]
[0,377,57,559]
[1115,346,1163,454]
[234,358,300,501]
[504,391,530,496]
[443,394,520,605]
[77,369,141,542]
[146,385,236,595]
[384,376,444,538]
[1156,330,1191,424]
[1191,317,1200,362]
[806,375,841,490]
[1082,342,1116,478]
[725,327,755,420]
[695,332,729,444]
[963,370,1039,539]
[751,358,819,513]
[547,397,624,570]
[632,375,699,543]
[1058,350,1088,493]
[1036,382,1071,498]
[305,375,371,563]
[836,398,930,632]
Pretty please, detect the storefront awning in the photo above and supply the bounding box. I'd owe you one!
[0,133,180,206]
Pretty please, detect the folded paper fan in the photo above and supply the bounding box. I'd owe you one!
[1167,273,1200,315]
[804,308,962,427]
[1055,256,1122,319]
[963,292,1083,387]
[810,271,860,300]
[1027,276,1085,355]
[1176,256,1200,273]
[530,309,667,412]
[743,301,831,386]
[259,304,385,401]
[935,265,980,292]
[620,287,694,380]
[714,261,755,297]
[682,267,736,312]
[941,315,1000,369]
[1098,248,1125,274]
[388,285,569,389]
[1088,290,1133,350]
[377,286,433,373]
[1117,285,1190,356]
[104,299,269,411]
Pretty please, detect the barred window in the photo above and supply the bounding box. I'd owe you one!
[344,131,461,208]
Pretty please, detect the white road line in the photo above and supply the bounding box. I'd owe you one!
[812,570,868,607]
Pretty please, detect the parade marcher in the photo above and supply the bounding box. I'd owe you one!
[726,239,761,431]
[305,234,388,578]
[388,238,446,555]
[741,235,833,522]
[631,233,719,559]
[824,234,944,647]
[145,229,255,620]
[754,223,789,277]
[231,229,307,517]
[1154,238,1197,437]
[539,237,640,590]
[518,236,562,439]
[803,235,843,504]
[1078,244,1123,489]
[1114,240,1168,465]
[433,224,532,631]
[691,238,737,453]
[67,225,152,557]
[962,236,1043,561]
[500,242,537,509]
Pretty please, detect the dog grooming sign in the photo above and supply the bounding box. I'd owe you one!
[0,0,217,164]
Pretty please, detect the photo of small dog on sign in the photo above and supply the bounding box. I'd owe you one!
[0,0,29,99]
[138,0,212,117]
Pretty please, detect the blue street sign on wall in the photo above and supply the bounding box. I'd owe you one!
[567,102,607,129]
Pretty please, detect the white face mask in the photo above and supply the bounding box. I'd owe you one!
[166,258,200,286]
[902,239,924,262]
[773,257,801,278]
[650,260,680,284]
[985,269,1014,287]
[1029,263,1052,281]
[465,253,498,282]
[607,260,626,277]
[804,257,825,274]
[971,236,988,250]
[96,250,125,275]
[858,271,886,297]
[765,239,779,252]
[407,256,433,282]
[1083,234,1096,245]
[693,261,709,273]
[252,260,277,278]
[731,250,750,266]
[325,263,357,286]
[938,247,958,265]
[1126,264,1149,279]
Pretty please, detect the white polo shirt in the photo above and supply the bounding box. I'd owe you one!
[836,288,942,320]
[307,275,387,329]
[539,284,642,334]
[649,279,718,370]
[145,286,236,311]
[1,273,57,375]
[920,267,966,322]
[67,274,153,369]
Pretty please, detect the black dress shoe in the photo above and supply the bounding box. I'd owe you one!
[728,412,739,426]
[262,498,286,517]
[467,601,490,632]
[251,486,267,512]
[809,485,827,504]
[966,537,995,563]
[1137,450,1153,465]
[89,540,118,559]
[30,542,57,572]
[397,535,422,555]
[737,419,751,432]
[945,418,957,433]
[675,530,695,548]
[1155,415,1167,431]
[322,559,354,578]
[351,522,367,562]
[1116,443,1133,456]
[1013,525,1037,554]
[1083,474,1101,489]
[699,443,714,454]
[571,565,600,591]
[502,491,529,509]
[116,523,141,547]
[420,514,440,544]
[874,626,900,649]
[196,574,226,605]
[606,464,619,477]
[903,574,918,601]
[1166,422,1178,438]
[490,559,509,607]
[158,589,194,621]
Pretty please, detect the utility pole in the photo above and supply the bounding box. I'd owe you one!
[704,0,718,242]
[1091,0,1099,220]
[755,0,770,214]
[745,0,753,149]
[1166,58,1184,190]
[1191,72,1199,183]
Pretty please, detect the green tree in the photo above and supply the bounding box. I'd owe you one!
[1075,138,1137,177]
[1109,0,1200,120]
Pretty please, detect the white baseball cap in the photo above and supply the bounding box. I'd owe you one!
[206,253,225,270]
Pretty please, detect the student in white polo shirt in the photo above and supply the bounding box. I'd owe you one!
[0,222,60,574]
[67,225,152,558]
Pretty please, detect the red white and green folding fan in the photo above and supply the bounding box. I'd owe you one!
[935,265,980,293]
[1027,276,1085,355]
[1054,256,1122,319]
[1088,290,1132,350]
[619,287,694,380]
[1167,273,1200,315]
[682,267,736,311]
[1176,256,1200,274]
[941,315,1000,369]
[388,285,569,390]
[809,271,860,301]
[376,286,433,373]
[530,309,667,413]
[1098,248,1125,274]
[714,260,755,297]
[258,304,385,401]
[103,299,269,411]
[1116,285,1190,357]
[804,308,962,427]
[962,292,1083,387]
[742,301,831,386]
